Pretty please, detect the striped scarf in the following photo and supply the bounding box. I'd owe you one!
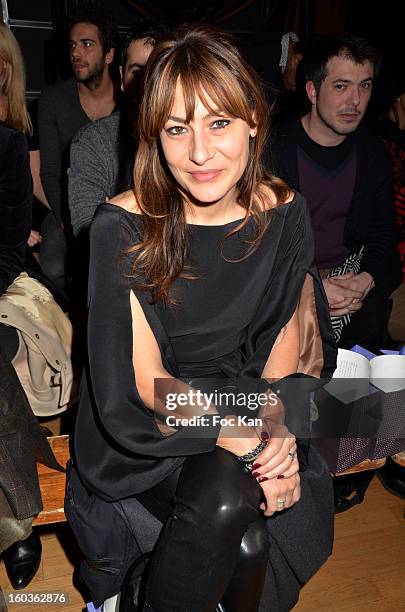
[327,246,365,343]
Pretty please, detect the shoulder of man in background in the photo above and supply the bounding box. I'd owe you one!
[263,113,301,177]
[38,77,77,105]
[68,111,129,237]
[71,111,121,150]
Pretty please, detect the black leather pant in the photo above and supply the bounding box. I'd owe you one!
[136,446,269,612]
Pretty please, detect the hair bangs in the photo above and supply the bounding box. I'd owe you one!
[137,55,180,141]
[180,67,256,129]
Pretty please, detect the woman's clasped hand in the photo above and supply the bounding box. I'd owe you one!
[248,425,300,516]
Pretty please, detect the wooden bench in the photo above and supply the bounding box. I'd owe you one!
[337,457,386,476]
[336,451,405,476]
[33,435,70,526]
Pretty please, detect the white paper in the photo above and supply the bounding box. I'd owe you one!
[325,349,370,403]
[370,355,405,392]
[333,349,370,379]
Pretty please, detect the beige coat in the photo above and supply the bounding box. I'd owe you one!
[0,273,73,416]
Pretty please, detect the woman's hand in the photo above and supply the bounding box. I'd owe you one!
[218,420,298,480]
[251,424,298,480]
[259,472,301,517]
[27,229,42,247]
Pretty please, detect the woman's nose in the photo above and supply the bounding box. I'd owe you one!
[189,131,214,165]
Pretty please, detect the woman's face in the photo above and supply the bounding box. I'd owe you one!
[160,81,257,207]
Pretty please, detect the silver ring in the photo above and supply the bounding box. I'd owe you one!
[288,450,296,460]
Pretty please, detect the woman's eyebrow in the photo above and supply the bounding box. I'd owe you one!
[168,115,187,123]
[168,111,226,123]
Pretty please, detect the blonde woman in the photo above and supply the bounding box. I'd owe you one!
[0,21,46,249]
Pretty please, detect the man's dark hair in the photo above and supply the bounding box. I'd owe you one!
[67,0,119,55]
[120,16,172,67]
[304,35,381,93]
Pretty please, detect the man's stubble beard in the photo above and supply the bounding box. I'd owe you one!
[315,100,360,137]
[74,59,106,88]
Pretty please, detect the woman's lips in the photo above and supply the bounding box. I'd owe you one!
[189,170,222,182]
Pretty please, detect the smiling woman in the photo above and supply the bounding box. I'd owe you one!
[65,24,337,612]
[160,85,256,222]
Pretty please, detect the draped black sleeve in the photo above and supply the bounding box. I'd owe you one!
[231,199,337,468]
[74,205,220,501]
[238,194,337,381]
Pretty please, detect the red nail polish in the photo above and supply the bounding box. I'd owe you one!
[252,463,261,470]
[252,471,260,478]
[277,475,285,479]
[258,476,268,483]
[260,431,269,441]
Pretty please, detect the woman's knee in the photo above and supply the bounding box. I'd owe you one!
[239,517,269,569]
[176,447,262,531]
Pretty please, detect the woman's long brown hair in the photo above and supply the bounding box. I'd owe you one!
[130,24,290,303]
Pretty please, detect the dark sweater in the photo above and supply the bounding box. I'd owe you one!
[38,78,90,224]
[266,115,402,287]
[68,111,135,236]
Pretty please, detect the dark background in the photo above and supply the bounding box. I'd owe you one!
[1,0,402,98]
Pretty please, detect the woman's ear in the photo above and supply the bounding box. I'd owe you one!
[250,112,258,138]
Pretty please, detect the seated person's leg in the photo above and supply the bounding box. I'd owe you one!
[0,347,42,589]
[338,269,401,352]
[39,212,68,295]
[137,447,268,612]
[0,491,32,554]
[0,324,19,362]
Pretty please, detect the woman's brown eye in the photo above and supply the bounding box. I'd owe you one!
[167,126,186,136]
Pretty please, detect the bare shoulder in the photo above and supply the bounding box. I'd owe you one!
[256,182,295,211]
[107,189,141,214]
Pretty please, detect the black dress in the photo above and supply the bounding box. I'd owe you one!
[0,122,31,297]
[74,192,336,500]
[70,192,337,609]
